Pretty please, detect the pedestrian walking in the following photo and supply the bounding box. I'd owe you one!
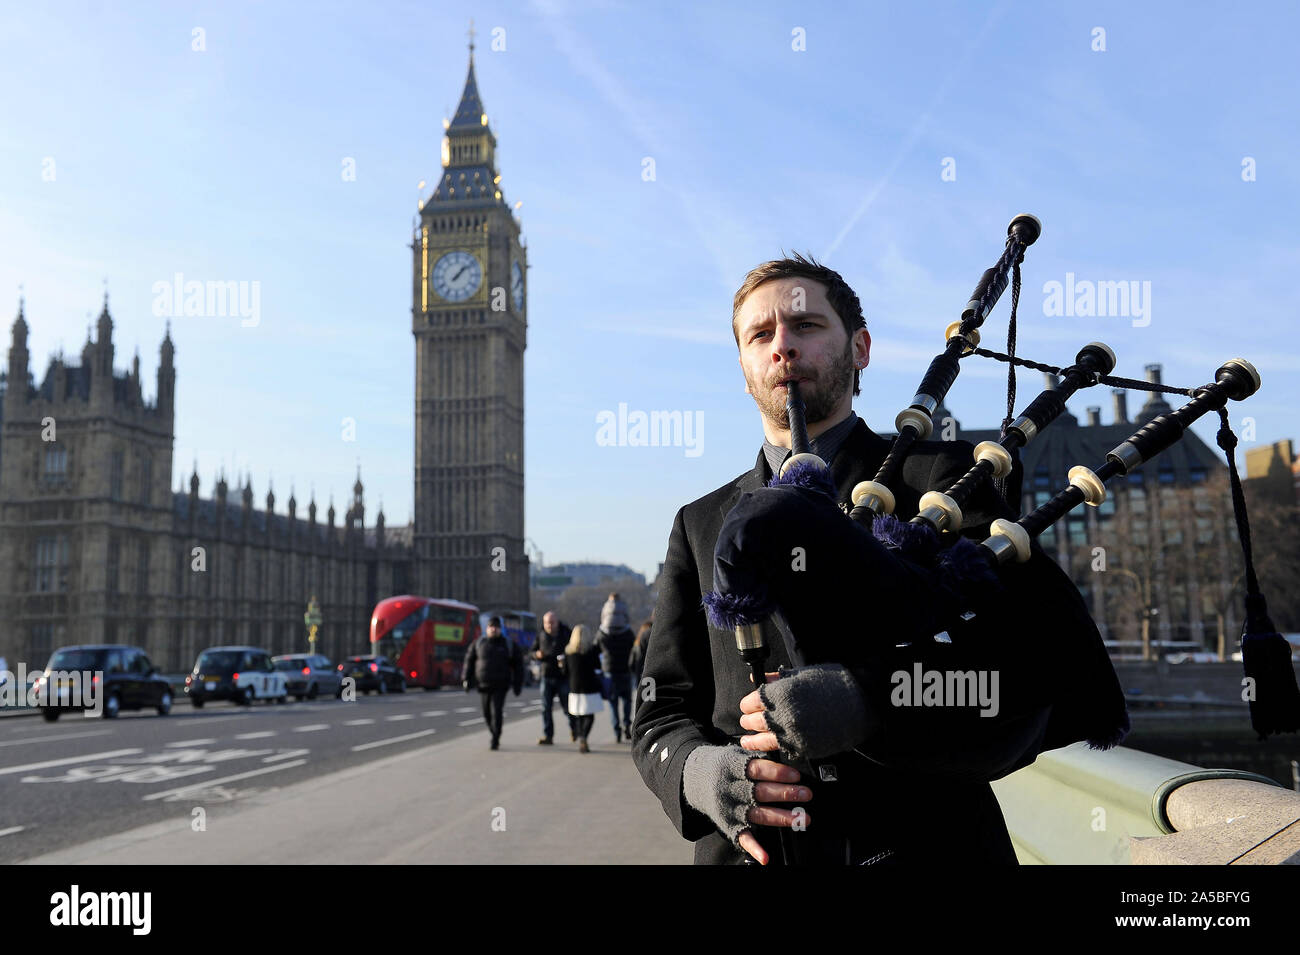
[532,611,577,745]
[563,624,603,753]
[629,617,652,725]
[596,594,636,742]
[463,615,524,750]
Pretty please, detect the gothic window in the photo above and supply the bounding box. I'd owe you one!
[106,535,120,594]
[34,537,57,591]
[110,450,124,500]
[139,454,152,505]
[30,623,53,661]
[137,540,150,595]
[43,446,67,483]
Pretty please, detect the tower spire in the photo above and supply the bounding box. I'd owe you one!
[448,38,487,133]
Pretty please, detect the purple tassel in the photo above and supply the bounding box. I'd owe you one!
[935,537,1002,599]
[701,589,773,630]
[767,457,836,499]
[872,513,940,563]
[1086,708,1131,750]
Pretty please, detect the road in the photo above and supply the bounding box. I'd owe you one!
[0,687,551,863]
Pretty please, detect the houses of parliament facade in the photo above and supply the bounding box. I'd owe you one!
[0,48,528,671]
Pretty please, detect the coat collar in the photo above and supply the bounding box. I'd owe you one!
[720,417,894,521]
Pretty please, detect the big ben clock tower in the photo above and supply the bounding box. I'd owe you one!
[412,31,528,609]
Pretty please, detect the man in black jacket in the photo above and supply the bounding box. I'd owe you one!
[464,616,524,750]
[533,611,576,744]
[597,594,637,743]
[631,253,1127,865]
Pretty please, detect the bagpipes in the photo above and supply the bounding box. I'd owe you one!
[703,214,1300,760]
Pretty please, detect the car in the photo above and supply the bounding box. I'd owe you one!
[34,644,173,721]
[337,655,406,694]
[185,646,289,707]
[272,653,344,700]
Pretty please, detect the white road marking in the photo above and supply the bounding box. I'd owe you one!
[142,760,308,801]
[454,707,477,713]
[385,714,415,721]
[234,731,277,740]
[166,739,217,747]
[263,749,309,762]
[350,730,436,752]
[342,719,374,726]
[0,826,26,837]
[457,718,481,727]
[422,711,447,717]
[0,730,112,748]
[0,748,142,777]
[292,724,330,733]
[508,701,526,707]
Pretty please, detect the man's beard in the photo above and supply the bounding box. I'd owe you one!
[750,341,855,434]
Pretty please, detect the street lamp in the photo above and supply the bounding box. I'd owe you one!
[304,595,323,654]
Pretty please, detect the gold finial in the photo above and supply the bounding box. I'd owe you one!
[467,18,475,57]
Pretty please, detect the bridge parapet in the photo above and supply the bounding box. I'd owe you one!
[991,744,1300,864]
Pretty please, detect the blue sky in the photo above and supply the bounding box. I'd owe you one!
[1,1,1297,581]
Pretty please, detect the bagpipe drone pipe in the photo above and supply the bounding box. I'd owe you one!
[703,216,1300,815]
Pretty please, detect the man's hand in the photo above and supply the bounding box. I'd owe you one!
[736,757,812,866]
[740,663,874,762]
[681,743,811,865]
[738,671,781,752]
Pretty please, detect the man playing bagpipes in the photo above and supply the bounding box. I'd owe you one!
[630,249,1134,866]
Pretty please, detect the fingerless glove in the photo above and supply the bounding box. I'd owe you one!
[758,663,876,761]
[682,744,762,847]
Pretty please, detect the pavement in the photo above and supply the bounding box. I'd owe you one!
[19,704,693,865]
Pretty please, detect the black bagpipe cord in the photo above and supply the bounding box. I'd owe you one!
[1213,407,1300,738]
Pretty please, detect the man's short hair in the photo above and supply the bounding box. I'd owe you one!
[732,251,868,396]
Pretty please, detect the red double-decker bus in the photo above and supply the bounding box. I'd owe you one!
[369,596,480,690]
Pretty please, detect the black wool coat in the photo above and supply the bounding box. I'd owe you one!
[631,417,1128,865]
[532,623,572,681]
[564,646,603,696]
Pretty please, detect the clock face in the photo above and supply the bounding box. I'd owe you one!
[511,260,524,311]
[432,251,482,302]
